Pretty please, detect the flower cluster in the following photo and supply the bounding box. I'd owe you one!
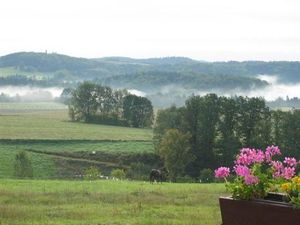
[281,176,300,208]
[215,167,230,179]
[215,145,299,200]
[271,157,297,180]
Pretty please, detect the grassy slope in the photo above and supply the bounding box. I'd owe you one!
[1,140,154,153]
[0,140,154,178]
[0,147,57,178]
[0,103,154,178]
[0,179,227,225]
[0,110,152,140]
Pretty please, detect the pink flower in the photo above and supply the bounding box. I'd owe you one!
[271,161,283,178]
[234,165,251,177]
[244,175,259,185]
[215,167,230,179]
[265,145,281,162]
[236,148,257,165]
[282,167,295,180]
[284,157,297,167]
[254,150,265,163]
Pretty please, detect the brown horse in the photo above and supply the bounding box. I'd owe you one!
[149,169,162,183]
[149,168,168,183]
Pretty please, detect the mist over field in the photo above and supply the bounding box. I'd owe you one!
[0,74,300,105]
[146,75,300,106]
[0,86,63,102]
[207,74,300,101]
[252,75,300,100]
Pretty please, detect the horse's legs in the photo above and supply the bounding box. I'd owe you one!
[150,175,153,184]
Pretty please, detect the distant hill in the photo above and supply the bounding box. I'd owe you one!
[1,52,300,106]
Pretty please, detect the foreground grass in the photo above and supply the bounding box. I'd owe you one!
[0,110,153,140]
[0,180,226,225]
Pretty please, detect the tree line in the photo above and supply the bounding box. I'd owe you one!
[154,94,300,181]
[67,82,154,128]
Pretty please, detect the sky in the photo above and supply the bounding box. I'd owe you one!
[1,0,300,61]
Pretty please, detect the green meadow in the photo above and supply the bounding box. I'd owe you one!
[0,179,226,225]
[0,103,154,179]
[0,100,226,225]
[0,110,152,140]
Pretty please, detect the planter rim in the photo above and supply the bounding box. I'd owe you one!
[219,195,300,225]
[219,196,294,208]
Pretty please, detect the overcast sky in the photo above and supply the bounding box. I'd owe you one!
[1,0,300,61]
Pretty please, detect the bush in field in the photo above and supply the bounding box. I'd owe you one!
[83,166,100,180]
[199,168,214,183]
[111,169,126,180]
[127,162,152,181]
[14,151,33,178]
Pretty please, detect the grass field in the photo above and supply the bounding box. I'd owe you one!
[0,140,154,153]
[0,140,154,178]
[0,110,152,140]
[0,148,57,178]
[0,102,67,113]
[0,102,155,179]
[0,179,227,225]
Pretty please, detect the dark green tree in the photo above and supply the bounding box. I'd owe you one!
[216,97,240,166]
[14,151,33,178]
[279,110,300,158]
[153,105,185,150]
[123,94,154,128]
[235,96,269,147]
[271,110,286,146]
[70,82,98,121]
[184,94,220,175]
[158,129,195,181]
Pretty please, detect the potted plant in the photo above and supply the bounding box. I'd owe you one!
[215,146,300,225]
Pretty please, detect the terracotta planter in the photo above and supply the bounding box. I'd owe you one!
[219,196,300,225]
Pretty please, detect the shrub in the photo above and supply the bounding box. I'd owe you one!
[14,152,33,178]
[111,169,126,180]
[83,166,100,180]
[14,151,33,178]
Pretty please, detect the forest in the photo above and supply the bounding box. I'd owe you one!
[154,94,300,181]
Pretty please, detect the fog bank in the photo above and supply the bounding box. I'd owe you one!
[191,75,300,101]
[249,75,300,101]
[0,86,63,102]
